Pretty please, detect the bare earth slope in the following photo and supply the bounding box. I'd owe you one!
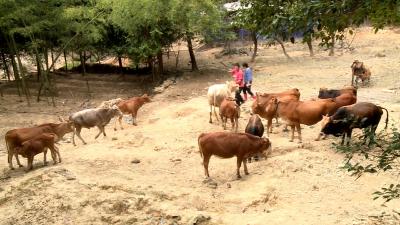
[0,27,399,225]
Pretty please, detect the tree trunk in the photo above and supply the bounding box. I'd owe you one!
[1,52,10,81]
[329,32,335,56]
[251,31,258,62]
[157,51,163,75]
[51,48,55,72]
[275,37,292,60]
[35,51,42,82]
[44,48,49,72]
[10,56,21,96]
[80,51,86,76]
[186,34,198,71]
[71,52,75,68]
[306,37,314,57]
[118,56,123,73]
[11,35,31,106]
[63,50,68,71]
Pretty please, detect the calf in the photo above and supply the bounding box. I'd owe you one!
[351,60,371,86]
[115,94,151,129]
[198,132,271,179]
[245,114,264,163]
[267,97,338,143]
[207,81,238,123]
[69,106,121,145]
[319,102,388,145]
[5,122,74,170]
[219,97,240,132]
[252,88,300,136]
[98,98,123,109]
[14,133,60,171]
[318,86,357,99]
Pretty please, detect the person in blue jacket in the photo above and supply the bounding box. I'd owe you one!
[242,63,255,100]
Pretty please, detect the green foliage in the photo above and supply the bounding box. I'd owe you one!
[335,126,400,202]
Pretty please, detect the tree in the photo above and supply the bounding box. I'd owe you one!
[170,0,223,71]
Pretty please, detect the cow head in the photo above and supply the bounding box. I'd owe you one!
[265,97,278,114]
[260,137,272,158]
[351,60,365,76]
[320,115,348,137]
[141,94,151,103]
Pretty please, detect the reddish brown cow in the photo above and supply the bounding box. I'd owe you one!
[5,122,74,170]
[198,132,271,179]
[14,133,60,171]
[267,97,339,143]
[219,97,240,132]
[115,94,151,130]
[252,89,300,136]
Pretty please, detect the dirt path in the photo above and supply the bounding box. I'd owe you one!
[0,27,400,225]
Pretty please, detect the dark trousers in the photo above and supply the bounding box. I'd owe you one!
[243,84,254,96]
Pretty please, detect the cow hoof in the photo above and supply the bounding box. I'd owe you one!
[289,139,294,142]
[133,123,138,126]
[114,128,117,131]
[18,165,24,168]
[314,138,320,141]
[44,162,48,166]
[10,167,15,170]
[245,172,249,175]
[237,176,241,180]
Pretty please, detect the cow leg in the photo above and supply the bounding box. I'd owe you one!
[8,152,15,170]
[296,124,302,143]
[75,126,87,145]
[95,126,104,139]
[283,124,289,132]
[236,157,242,179]
[243,158,249,175]
[341,133,346,145]
[15,154,23,167]
[289,125,295,142]
[43,149,48,166]
[230,118,235,131]
[203,154,211,178]
[54,146,62,163]
[209,105,213,123]
[132,114,137,126]
[26,156,34,171]
[346,130,352,146]
[369,125,378,146]
[267,118,272,136]
[235,118,239,132]
[214,107,220,123]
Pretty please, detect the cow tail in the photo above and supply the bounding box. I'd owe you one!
[380,107,389,130]
[5,137,10,163]
[198,133,204,159]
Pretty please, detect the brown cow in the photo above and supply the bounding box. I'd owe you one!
[13,133,60,171]
[219,97,240,132]
[267,97,339,143]
[114,94,151,130]
[198,132,271,179]
[351,60,371,86]
[5,122,74,170]
[252,88,300,136]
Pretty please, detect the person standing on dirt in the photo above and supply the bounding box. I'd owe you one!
[230,63,245,105]
[242,62,255,100]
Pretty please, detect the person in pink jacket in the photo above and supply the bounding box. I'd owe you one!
[230,63,245,104]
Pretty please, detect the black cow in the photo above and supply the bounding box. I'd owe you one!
[245,114,265,162]
[319,102,388,145]
[318,87,357,99]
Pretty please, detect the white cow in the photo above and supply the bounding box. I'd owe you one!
[207,81,238,123]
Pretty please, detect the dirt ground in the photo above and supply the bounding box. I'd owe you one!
[0,26,399,225]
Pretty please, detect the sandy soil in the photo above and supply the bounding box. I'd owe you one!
[0,26,399,225]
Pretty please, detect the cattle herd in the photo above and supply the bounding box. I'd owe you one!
[3,60,390,181]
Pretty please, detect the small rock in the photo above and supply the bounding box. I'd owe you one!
[189,214,211,225]
[308,164,313,169]
[111,137,118,141]
[170,158,182,162]
[375,52,386,57]
[227,183,231,188]
[131,159,141,164]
